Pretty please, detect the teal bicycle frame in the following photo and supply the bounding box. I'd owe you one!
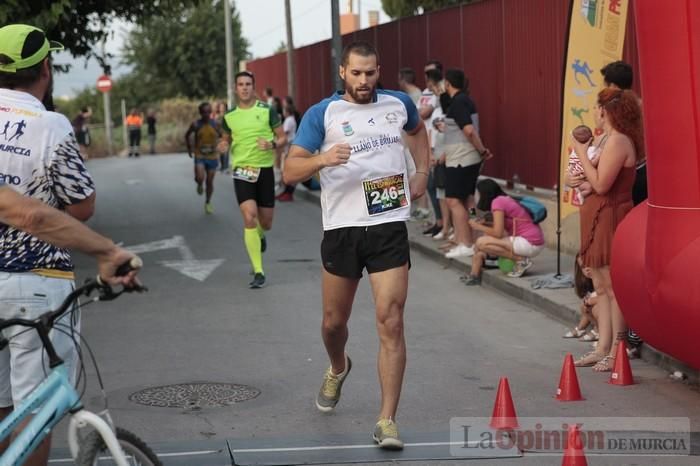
[0,276,141,466]
[0,365,80,466]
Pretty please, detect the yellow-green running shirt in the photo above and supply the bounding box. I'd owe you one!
[222,100,281,168]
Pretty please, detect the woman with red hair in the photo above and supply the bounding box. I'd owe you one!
[570,87,644,371]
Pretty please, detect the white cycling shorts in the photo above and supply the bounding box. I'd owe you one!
[510,236,545,258]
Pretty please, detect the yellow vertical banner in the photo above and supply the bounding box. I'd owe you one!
[559,0,629,218]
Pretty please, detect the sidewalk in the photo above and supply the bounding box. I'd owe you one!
[293,185,700,384]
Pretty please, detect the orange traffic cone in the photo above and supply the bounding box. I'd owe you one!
[561,424,588,466]
[490,377,518,429]
[609,339,635,386]
[556,354,584,401]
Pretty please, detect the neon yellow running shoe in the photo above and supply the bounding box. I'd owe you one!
[205,203,213,214]
[373,418,404,450]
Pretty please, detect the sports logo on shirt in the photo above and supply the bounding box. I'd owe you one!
[341,121,354,136]
[1,120,27,142]
[385,112,398,124]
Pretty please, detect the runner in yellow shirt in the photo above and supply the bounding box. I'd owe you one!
[185,102,222,214]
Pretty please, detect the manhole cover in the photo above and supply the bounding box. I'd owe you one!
[129,383,260,408]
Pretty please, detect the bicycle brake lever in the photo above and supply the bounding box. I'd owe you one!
[126,283,148,293]
[97,287,121,301]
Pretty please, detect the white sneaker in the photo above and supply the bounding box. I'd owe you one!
[432,230,446,241]
[445,244,474,259]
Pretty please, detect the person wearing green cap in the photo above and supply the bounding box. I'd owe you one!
[0,24,97,465]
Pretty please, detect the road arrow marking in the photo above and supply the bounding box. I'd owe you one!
[125,236,221,281]
[160,259,224,282]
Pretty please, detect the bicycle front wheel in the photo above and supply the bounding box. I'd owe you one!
[75,427,162,466]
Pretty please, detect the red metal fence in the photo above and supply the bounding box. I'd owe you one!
[247,0,640,189]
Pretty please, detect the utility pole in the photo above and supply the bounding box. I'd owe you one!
[121,99,127,152]
[284,0,296,101]
[100,40,113,156]
[224,0,235,108]
[331,0,342,91]
[103,88,112,156]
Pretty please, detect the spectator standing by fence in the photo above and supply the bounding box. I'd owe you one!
[146,109,157,155]
[125,108,143,157]
[72,106,91,159]
[571,88,643,372]
[439,69,492,259]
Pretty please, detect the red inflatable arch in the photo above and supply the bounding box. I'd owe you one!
[612,0,700,369]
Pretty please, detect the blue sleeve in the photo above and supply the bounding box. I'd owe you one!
[380,90,420,132]
[292,101,327,154]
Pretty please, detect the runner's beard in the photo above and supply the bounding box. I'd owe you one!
[345,82,374,104]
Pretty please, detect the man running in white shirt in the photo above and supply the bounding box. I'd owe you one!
[284,41,429,450]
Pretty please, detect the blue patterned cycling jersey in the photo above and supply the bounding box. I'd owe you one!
[0,89,95,274]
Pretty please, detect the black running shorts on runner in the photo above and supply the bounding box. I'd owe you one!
[445,162,482,200]
[321,222,410,279]
[233,166,275,208]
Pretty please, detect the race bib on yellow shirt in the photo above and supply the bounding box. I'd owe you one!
[232,166,261,183]
[200,144,215,155]
[362,174,408,216]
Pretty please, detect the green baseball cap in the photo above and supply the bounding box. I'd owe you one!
[0,24,64,73]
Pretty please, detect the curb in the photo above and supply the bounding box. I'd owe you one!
[407,240,580,326]
[293,186,700,384]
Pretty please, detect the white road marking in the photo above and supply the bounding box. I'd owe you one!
[160,259,225,282]
[231,440,495,453]
[49,440,511,463]
[49,449,221,463]
[124,236,223,281]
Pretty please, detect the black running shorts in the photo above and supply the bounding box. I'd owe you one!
[321,222,410,279]
[233,167,275,207]
[445,162,482,200]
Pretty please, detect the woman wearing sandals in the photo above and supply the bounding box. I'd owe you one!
[569,87,644,372]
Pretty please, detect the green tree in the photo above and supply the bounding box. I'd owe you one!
[0,1,198,68]
[275,41,287,54]
[122,0,249,99]
[381,0,481,19]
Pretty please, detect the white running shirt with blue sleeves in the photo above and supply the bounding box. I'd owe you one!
[293,90,420,231]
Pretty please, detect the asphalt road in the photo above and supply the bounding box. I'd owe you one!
[48,154,700,466]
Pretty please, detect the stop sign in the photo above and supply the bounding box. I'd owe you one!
[96,75,112,93]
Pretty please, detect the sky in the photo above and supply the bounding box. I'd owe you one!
[53,0,390,99]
